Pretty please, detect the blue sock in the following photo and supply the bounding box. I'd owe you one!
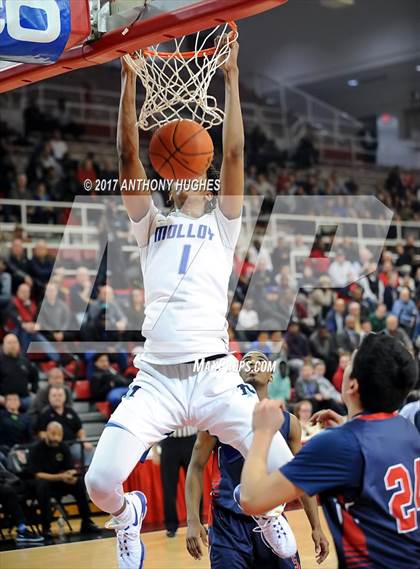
[17,523,26,533]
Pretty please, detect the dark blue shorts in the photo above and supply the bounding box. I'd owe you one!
[208,506,301,569]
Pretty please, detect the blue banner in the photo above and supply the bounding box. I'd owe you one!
[0,0,71,64]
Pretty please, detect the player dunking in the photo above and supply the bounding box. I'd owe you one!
[185,351,330,569]
[240,334,420,568]
[85,39,295,569]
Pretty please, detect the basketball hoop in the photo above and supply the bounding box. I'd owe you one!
[124,22,238,131]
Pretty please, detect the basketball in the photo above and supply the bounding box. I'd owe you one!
[149,119,214,180]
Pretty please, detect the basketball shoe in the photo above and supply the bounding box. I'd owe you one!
[233,484,297,558]
[105,491,147,569]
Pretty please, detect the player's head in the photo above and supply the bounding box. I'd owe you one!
[343,333,418,413]
[240,351,272,393]
[170,164,219,214]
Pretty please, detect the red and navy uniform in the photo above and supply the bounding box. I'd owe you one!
[209,411,301,569]
[281,412,420,569]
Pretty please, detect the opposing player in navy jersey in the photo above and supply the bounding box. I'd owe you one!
[240,334,420,569]
[86,38,295,569]
[185,351,330,568]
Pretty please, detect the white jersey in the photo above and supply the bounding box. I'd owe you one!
[130,202,241,365]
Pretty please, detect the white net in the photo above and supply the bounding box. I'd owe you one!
[124,22,237,131]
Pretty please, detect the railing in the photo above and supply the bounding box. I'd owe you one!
[244,72,376,164]
[0,78,375,165]
[1,199,419,272]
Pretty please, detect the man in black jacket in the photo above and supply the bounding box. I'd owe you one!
[29,421,100,538]
[0,393,33,451]
[6,238,32,293]
[90,353,130,409]
[0,333,38,410]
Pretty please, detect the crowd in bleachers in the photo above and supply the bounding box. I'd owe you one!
[0,104,419,544]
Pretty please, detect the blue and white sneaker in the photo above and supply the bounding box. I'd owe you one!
[234,484,297,559]
[105,491,147,569]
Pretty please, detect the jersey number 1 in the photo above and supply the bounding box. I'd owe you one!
[384,458,420,533]
[178,245,191,274]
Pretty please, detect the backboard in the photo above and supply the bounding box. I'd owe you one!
[0,0,288,93]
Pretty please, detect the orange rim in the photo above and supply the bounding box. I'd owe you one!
[140,21,238,60]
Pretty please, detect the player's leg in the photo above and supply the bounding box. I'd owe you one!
[193,356,293,469]
[160,437,181,535]
[209,506,254,569]
[85,367,185,569]
[192,356,297,559]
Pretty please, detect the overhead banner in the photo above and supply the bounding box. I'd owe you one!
[0,0,71,64]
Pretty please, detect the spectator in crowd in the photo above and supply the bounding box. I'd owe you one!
[49,130,68,162]
[249,331,273,357]
[369,302,388,332]
[0,258,12,313]
[90,353,130,409]
[325,298,346,334]
[10,282,59,362]
[28,241,54,299]
[0,334,38,410]
[10,173,31,201]
[84,285,127,341]
[70,266,93,326]
[359,262,384,306]
[268,360,291,404]
[392,287,417,336]
[347,301,363,333]
[293,400,320,442]
[28,367,73,424]
[271,235,290,274]
[295,364,343,413]
[293,134,319,168]
[0,463,44,543]
[284,320,310,373]
[384,315,413,352]
[383,271,400,311]
[336,315,360,353]
[6,238,32,292]
[360,319,373,340]
[255,286,288,330]
[0,393,33,450]
[76,158,97,188]
[123,288,146,342]
[308,276,336,321]
[332,353,350,392]
[309,323,338,379]
[313,361,346,414]
[37,282,71,342]
[29,421,100,538]
[237,297,259,339]
[35,386,93,464]
[328,250,356,288]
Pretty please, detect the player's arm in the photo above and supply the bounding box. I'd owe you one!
[185,431,216,560]
[118,58,151,222]
[288,415,330,564]
[241,401,303,514]
[219,39,244,220]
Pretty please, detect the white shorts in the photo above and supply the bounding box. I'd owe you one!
[108,354,293,467]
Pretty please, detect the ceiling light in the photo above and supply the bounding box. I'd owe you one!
[416,65,420,72]
[347,79,359,87]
